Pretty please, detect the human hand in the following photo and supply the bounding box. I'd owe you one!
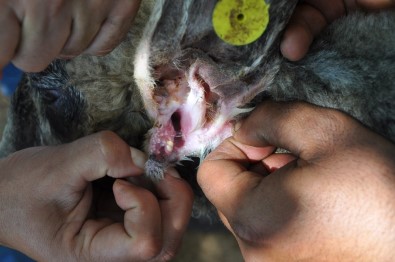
[281,0,395,61]
[0,131,193,261]
[0,0,141,73]
[198,101,395,261]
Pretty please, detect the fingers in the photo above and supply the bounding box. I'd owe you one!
[281,2,339,61]
[74,179,162,261]
[59,1,108,58]
[197,137,298,247]
[198,136,294,222]
[80,171,193,261]
[57,131,145,188]
[281,0,395,61]
[152,169,194,260]
[251,153,297,174]
[114,179,161,241]
[8,0,141,72]
[233,101,356,159]
[83,0,141,56]
[12,2,72,72]
[0,8,20,71]
[197,138,272,219]
[281,4,327,61]
[61,0,141,57]
[112,179,163,260]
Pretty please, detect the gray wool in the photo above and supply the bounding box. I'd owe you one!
[1,1,394,219]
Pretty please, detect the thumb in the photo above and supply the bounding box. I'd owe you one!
[56,131,146,187]
[234,101,353,159]
[197,138,273,219]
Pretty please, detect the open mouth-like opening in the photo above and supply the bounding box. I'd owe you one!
[148,63,223,165]
[171,111,184,149]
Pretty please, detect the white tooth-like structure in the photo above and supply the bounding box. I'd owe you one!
[165,140,174,153]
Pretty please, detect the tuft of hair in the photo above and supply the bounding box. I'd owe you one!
[145,157,166,181]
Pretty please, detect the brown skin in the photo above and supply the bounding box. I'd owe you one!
[198,101,395,261]
[281,0,395,61]
[0,131,193,261]
[1,1,394,260]
[201,5,395,260]
[1,0,392,70]
[0,0,141,73]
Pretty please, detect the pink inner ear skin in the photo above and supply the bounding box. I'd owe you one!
[147,60,236,166]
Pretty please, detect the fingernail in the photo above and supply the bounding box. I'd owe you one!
[116,178,131,187]
[57,54,77,60]
[232,120,242,135]
[166,168,181,179]
[130,147,147,170]
[83,48,113,57]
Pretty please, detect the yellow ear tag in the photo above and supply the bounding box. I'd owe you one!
[212,0,270,46]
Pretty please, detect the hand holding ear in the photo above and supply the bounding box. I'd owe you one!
[198,101,395,261]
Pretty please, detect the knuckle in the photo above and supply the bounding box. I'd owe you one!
[156,249,177,261]
[133,189,157,210]
[321,109,359,145]
[84,34,121,57]
[60,47,83,57]
[97,29,127,53]
[46,0,67,18]
[113,0,140,20]
[230,219,264,246]
[61,40,90,57]
[106,16,124,28]
[293,104,354,156]
[133,237,162,261]
[312,109,350,143]
[62,30,102,57]
[92,130,121,161]
[94,130,119,145]
[87,47,114,57]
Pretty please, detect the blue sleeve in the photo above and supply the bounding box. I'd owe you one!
[0,246,34,262]
[1,64,23,96]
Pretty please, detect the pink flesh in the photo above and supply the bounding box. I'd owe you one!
[148,71,191,159]
[149,121,177,157]
[147,62,232,163]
